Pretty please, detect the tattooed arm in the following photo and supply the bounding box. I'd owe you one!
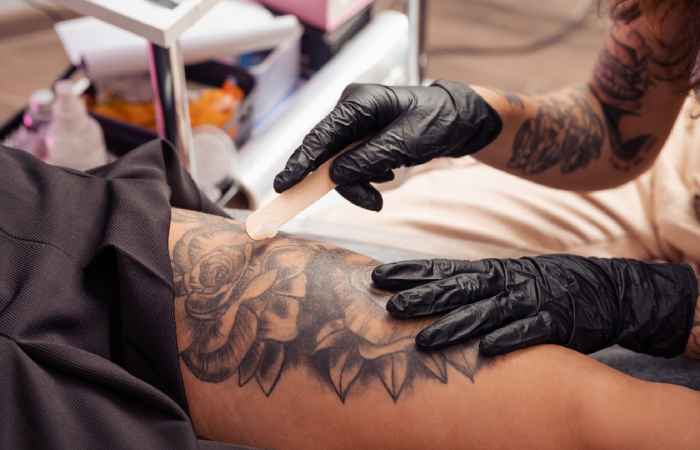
[472,1,695,190]
[168,208,700,450]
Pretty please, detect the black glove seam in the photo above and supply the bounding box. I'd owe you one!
[564,291,578,347]
[679,263,699,355]
[612,260,632,347]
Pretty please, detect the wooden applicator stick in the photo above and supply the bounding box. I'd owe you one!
[246,150,347,241]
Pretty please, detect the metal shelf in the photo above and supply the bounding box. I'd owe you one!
[235,11,411,209]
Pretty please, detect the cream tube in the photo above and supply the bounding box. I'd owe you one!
[245,144,361,240]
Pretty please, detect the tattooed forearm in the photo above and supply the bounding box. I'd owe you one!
[170,212,482,402]
[507,2,697,177]
[508,91,605,175]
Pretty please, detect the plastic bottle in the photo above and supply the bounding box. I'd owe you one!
[192,125,238,203]
[45,80,108,171]
[3,89,54,158]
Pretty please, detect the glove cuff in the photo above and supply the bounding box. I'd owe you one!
[430,80,503,157]
[677,263,698,356]
[619,262,698,358]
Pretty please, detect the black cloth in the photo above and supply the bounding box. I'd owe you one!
[0,140,260,450]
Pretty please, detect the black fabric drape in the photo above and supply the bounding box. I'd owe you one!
[0,140,262,450]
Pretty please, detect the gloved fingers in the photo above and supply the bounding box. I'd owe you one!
[386,272,506,318]
[329,124,412,186]
[478,312,556,356]
[373,258,504,291]
[415,289,535,350]
[335,183,384,212]
[368,169,396,184]
[274,100,382,193]
[333,170,394,210]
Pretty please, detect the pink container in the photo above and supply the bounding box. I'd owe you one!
[257,0,374,31]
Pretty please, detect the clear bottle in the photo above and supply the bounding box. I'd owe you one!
[192,125,239,203]
[45,80,108,171]
[24,89,54,159]
[3,89,54,158]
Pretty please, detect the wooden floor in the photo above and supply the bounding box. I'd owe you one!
[0,0,606,122]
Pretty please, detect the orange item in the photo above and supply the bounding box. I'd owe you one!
[92,81,245,138]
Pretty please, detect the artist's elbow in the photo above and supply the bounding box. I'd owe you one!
[597,167,653,190]
[575,165,653,192]
[545,158,656,192]
[574,139,666,191]
[600,149,663,189]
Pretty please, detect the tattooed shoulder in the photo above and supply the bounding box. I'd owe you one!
[170,213,484,403]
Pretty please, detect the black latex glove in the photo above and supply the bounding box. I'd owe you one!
[373,256,698,357]
[273,81,503,211]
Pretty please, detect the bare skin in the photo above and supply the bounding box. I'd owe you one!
[168,209,700,450]
[469,1,697,191]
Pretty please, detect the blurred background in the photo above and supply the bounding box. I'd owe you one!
[0,0,605,121]
[0,0,607,209]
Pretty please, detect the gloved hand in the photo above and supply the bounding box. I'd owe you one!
[373,255,699,357]
[273,81,503,211]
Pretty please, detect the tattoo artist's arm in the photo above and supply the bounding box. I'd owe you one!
[473,1,693,190]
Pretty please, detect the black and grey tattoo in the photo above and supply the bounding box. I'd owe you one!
[171,215,482,402]
[609,0,642,24]
[590,1,696,170]
[508,2,697,175]
[509,93,605,175]
[590,24,657,169]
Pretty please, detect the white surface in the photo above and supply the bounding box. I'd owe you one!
[237,11,410,209]
[51,0,221,46]
[256,0,374,31]
[55,1,300,78]
[246,29,301,125]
